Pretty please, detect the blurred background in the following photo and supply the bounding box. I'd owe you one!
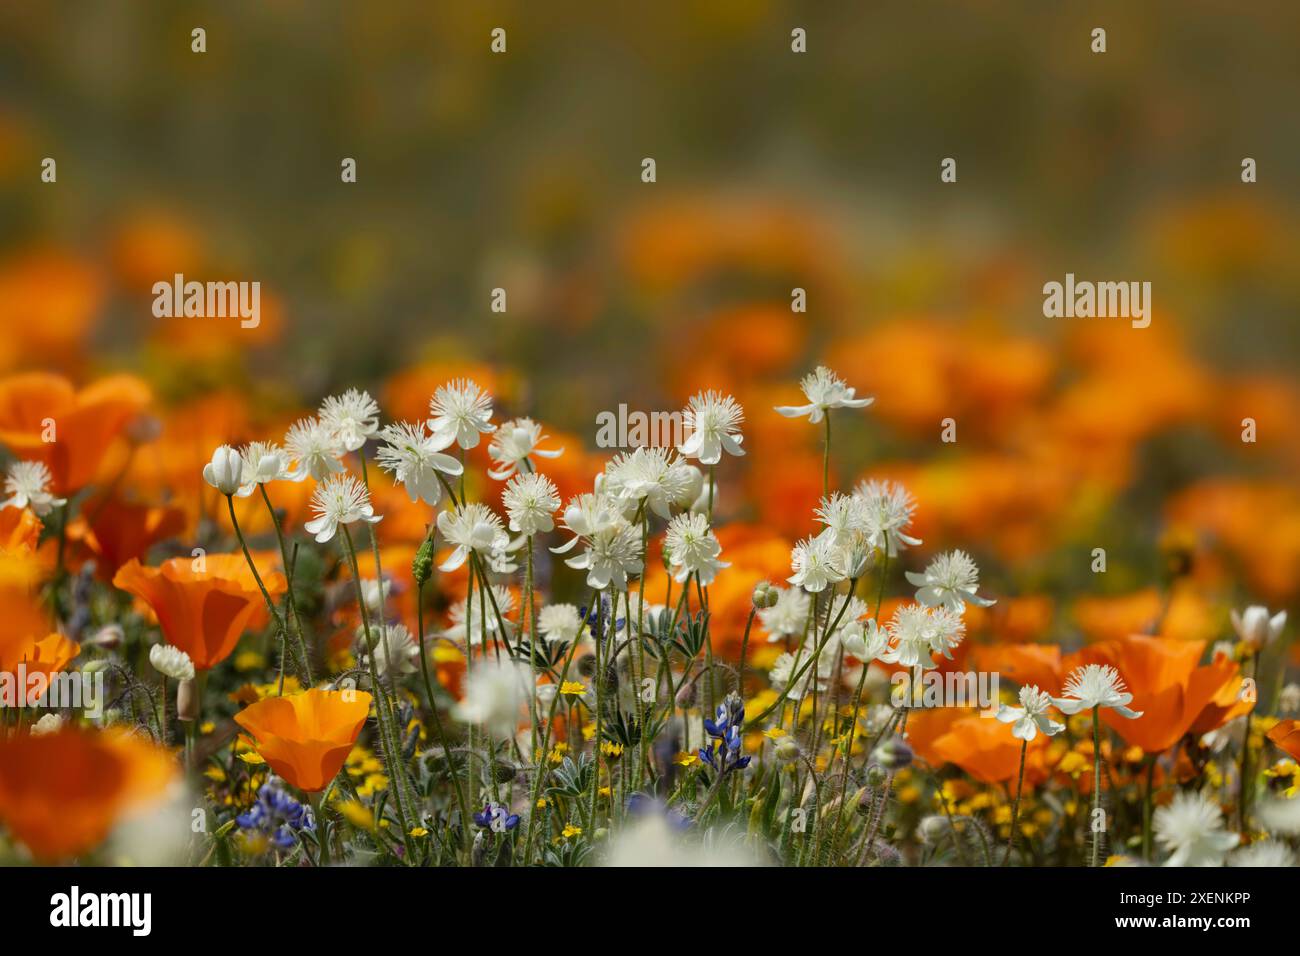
[1,1,1298,646]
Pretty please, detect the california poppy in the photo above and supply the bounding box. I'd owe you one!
[1069,635,1251,754]
[0,727,176,862]
[0,554,79,678]
[0,372,152,495]
[1267,720,1300,761]
[0,506,42,555]
[929,712,1052,785]
[112,554,286,670]
[233,688,372,792]
[66,496,187,578]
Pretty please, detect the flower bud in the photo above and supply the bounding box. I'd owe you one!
[202,444,246,496]
[177,678,199,722]
[864,764,888,788]
[412,537,435,587]
[774,737,801,765]
[752,580,779,609]
[873,735,913,772]
[675,681,697,709]
[87,624,124,650]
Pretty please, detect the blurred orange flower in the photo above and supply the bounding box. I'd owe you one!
[112,554,286,670]
[0,727,176,862]
[0,507,42,555]
[1266,720,1300,761]
[233,688,372,792]
[66,496,187,578]
[0,372,152,495]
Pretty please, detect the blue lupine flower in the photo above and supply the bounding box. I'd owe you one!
[699,692,751,776]
[473,803,520,831]
[236,778,315,850]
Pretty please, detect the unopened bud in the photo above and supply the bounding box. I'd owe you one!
[412,538,435,587]
[873,735,913,772]
[87,624,124,650]
[752,581,779,609]
[177,678,199,722]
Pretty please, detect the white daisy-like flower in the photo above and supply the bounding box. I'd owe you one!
[678,390,745,465]
[30,712,64,736]
[303,473,382,543]
[1257,797,1300,835]
[1153,790,1239,867]
[538,603,585,646]
[361,577,391,614]
[787,535,847,593]
[906,549,995,613]
[663,511,730,586]
[842,617,888,663]
[488,417,563,480]
[502,472,561,536]
[202,444,254,498]
[758,586,812,643]
[770,648,834,700]
[927,606,965,660]
[429,378,496,450]
[604,447,694,520]
[240,441,303,487]
[1052,664,1143,718]
[445,585,516,645]
[375,420,463,506]
[319,388,381,452]
[774,365,874,423]
[814,493,867,553]
[453,658,531,737]
[149,643,195,681]
[362,621,420,678]
[1229,605,1287,652]
[1228,840,1295,867]
[2,460,66,516]
[551,492,623,555]
[436,503,510,572]
[284,417,346,481]
[564,520,643,591]
[880,604,940,669]
[995,684,1066,741]
[855,479,922,557]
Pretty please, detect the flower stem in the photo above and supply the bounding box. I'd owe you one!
[1003,739,1027,865]
[1091,704,1103,867]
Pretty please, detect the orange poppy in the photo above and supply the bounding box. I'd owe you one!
[1068,635,1251,754]
[0,554,79,678]
[233,688,372,792]
[929,713,1052,785]
[112,553,286,671]
[65,496,187,578]
[0,507,42,555]
[0,727,176,862]
[0,372,152,495]
[968,642,1064,695]
[1267,720,1300,761]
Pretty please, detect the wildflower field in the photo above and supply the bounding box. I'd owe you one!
[1,3,1299,905]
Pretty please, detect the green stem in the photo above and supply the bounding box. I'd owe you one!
[1003,739,1027,865]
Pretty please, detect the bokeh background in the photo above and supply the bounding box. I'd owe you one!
[2,1,1298,651]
